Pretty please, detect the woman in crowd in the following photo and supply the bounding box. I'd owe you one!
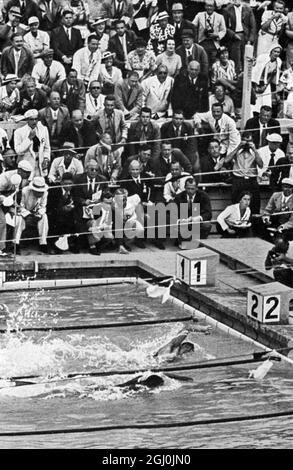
[0,74,21,119]
[156,38,182,78]
[99,51,123,95]
[126,37,157,80]
[89,17,109,53]
[211,46,237,91]
[217,191,252,238]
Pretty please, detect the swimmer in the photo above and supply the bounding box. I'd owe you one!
[153,324,212,359]
[0,304,9,316]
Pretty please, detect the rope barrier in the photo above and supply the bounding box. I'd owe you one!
[0,315,194,334]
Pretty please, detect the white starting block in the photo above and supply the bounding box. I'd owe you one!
[176,248,219,286]
[247,282,292,325]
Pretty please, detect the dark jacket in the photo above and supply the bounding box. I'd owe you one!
[170,18,197,47]
[51,25,83,63]
[72,172,107,223]
[222,3,256,44]
[16,89,48,114]
[244,116,281,149]
[0,45,35,78]
[160,120,199,171]
[127,120,161,159]
[58,119,98,154]
[171,71,209,119]
[120,173,152,203]
[5,0,41,24]
[174,188,212,221]
[52,79,86,113]
[108,31,137,71]
[175,43,209,76]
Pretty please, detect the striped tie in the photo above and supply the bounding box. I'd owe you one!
[44,66,51,86]
[214,119,221,133]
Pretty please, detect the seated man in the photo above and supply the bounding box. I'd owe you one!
[48,142,84,184]
[141,65,173,119]
[160,109,199,172]
[72,159,107,255]
[14,176,49,255]
[72,34,101,88]
[244,105,281,149]
[0,160,33,255]
[269,143,293,191]
[265,235,293,288]
[84,80,105,119]
[127,107,161,159]
[32,48,66,95]
[261,177,293,241]
[114,70,143,120]
[164,161,191,203]
[16,77,48,114]
[257,133,285,189]
[174,177,212,241]
[112,187,144,254]
[120,159,153,206]
[58,109,98,161]
[200,139,230,184]
[90,189,114,252]
[52,68,86,114]
[84,133,122,183]
[47,172,80,254]
[38,91,70,150]
[209,83,235,118]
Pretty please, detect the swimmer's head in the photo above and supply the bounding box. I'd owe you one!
[178,341,195,356]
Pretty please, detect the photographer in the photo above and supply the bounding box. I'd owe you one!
[265,235,293,288]
[223,131,263,214]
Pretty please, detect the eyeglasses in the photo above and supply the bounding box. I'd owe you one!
[158,72,167,75]
[91,87,101,89]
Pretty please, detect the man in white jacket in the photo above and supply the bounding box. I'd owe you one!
[14,109,51,178]
[72,34,102,88]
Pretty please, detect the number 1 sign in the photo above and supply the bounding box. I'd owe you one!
[176,248,219,287]
[247,282,292,325]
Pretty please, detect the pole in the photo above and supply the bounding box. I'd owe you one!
[241,44,254,129]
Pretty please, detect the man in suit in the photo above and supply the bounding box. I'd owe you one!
[222,0,256,74]
[100,0,134,29]
[13,109,51,178]
[120,159,153,205]
[16,77,48,115]
[114,71,143,120]
[0,33,35,78]
[171,61,209,119]
[121,143,155,179]
[127,107,161,159]
[244,105,281,149]
[200,138,229,183]
[38,0,62,32]
[84,132,122,183]
[261,177,293,241]
[194,102,241,156]
[72,159,108,255]
[141,65,173,119]
[52,68,86,113]
[170,2,196,47]
[160,109,199,172]
[175,28,209,76]
[51,7,84,74]
[38,91,70,150]
[93,95,128,155]
[4,0,41,25]
[193,0,226,70]
[174,176,212,240]
[108,19,136,76]
[0,5,27,51]
[58,109,98,161]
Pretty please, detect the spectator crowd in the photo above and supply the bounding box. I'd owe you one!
[0,0,293,259]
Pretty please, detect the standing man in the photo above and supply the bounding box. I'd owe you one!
[193,0,226,70]
[14,109,51,178]
[223,131,263,214]
[114,70,143,120]
[0,33,35,78]
[51,7,84,74]
[222,0,256,74]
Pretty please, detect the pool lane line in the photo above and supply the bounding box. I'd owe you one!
[5,353,272,384]
[0,315,195,334]
[2,408,293,436]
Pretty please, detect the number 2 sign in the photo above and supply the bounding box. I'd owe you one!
[247,292,280,323]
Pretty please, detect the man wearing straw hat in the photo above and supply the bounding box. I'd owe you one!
[0,160,32,256]
[13,109,51,178]
[14,175,49,254]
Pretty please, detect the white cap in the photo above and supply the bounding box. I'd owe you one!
[17,160,33,172]
[28,16,39,25]
[281,178,293,186]
[24,109,38,119]
[266,133,282,143]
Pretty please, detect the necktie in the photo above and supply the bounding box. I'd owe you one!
[260,125,267,147]
[88,178,95,194]
[94,98,98,107]
[66,28,70,40]
[188,196,193,212]
[32,135,40,152]
[117,0,123,16]
[89,52,94,63]
[51,110,57,136]
[215,120,221,133]
[14,51,20,75]
[31,31,38,38]
[126,87,132,107]
[268,152,275,170]
[44,66,51,86]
